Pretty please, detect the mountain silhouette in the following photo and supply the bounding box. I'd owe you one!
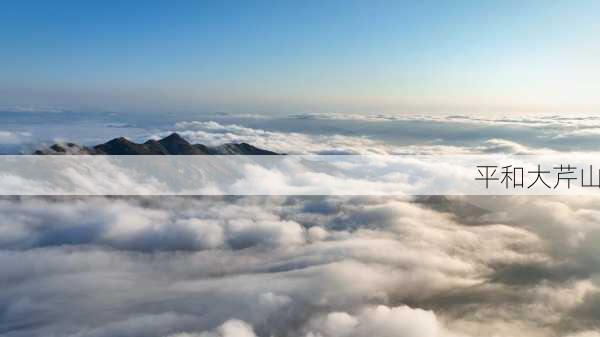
[34,133,278,155]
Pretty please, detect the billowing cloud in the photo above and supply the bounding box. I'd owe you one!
[1,195,600,337]
[167,320,257,337]
[169,121,393,155]
[166,120,560,155]
[303,305,466,337]
[0,197,307,251]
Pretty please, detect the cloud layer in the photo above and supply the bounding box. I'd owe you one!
[1,196,600,337]
[166,119,557,155]
[3,112,600,155]
[3,113,600,336]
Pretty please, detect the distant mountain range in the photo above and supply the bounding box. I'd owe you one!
[34,133,278,155]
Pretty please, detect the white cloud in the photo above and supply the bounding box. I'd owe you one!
[562,332,600,337]
[168,120,567,155]
[304,305,462,337]
[1,195,600,336]
[170,121,393,154]
[167,320,257,337]
[0,130,32,144]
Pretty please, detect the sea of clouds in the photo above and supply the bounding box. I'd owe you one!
[2,113,600,336]
[4,111,600,154]
[1,195,600,337]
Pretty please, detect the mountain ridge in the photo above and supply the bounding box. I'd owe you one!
[34,133,279,155]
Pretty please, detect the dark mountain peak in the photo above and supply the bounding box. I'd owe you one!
[106,136,133,145]
[94,136,165,155]
[50,144,68,153]
[212,142,278,155]
[35,134,278,155]
[159,132,188,144]
[164,133,213,155]
[143,139,160,145]
[35,142,96,155]
[156,132,204,155]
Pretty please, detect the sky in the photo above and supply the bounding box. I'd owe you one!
[1,0,599,115]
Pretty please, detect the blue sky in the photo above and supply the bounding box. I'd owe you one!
[1,0,599,114]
